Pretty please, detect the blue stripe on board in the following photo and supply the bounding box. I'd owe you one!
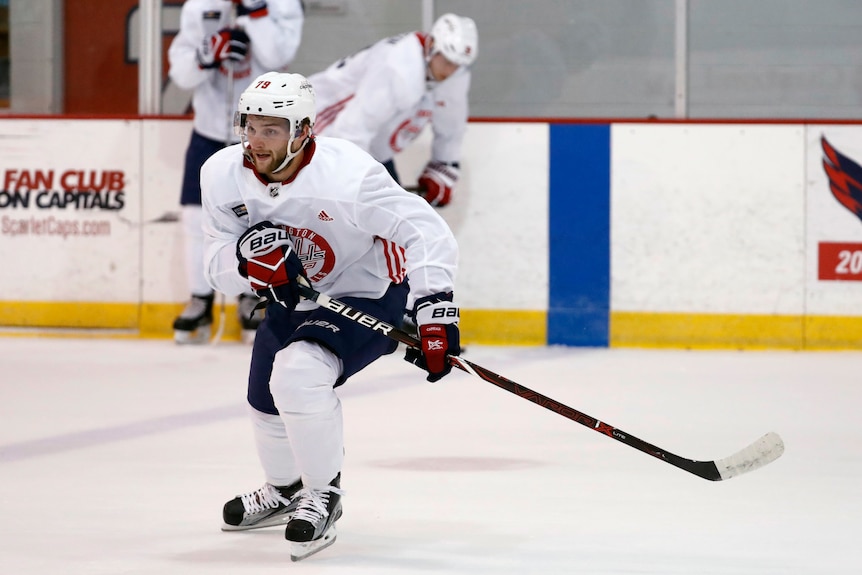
[548,124,610,346]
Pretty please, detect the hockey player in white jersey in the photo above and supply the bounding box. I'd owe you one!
[201,72,460,560]
[309,13,477,208]
[167,0,304,344]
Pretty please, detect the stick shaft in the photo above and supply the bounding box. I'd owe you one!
[296,282,783,481]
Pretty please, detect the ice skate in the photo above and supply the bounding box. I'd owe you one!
[222,480,302,531]
[172,293,214,344]
[285,474,343,561]
[237,293,265,345]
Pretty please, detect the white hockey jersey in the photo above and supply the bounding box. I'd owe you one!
[168,0,304,142]
[309,32,471,165]
[201,137,458,310]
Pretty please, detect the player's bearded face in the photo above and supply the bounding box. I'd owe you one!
[244,115,292,179]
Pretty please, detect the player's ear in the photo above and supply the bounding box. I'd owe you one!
[295,119,312,139]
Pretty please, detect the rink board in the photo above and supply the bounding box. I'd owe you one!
[1,118,862,348]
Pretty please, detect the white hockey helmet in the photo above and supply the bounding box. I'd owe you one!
[235,72,316,173]
[429,13,478,67]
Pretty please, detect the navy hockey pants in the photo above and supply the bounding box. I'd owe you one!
[180,131,226,206]
[247,282,409,415]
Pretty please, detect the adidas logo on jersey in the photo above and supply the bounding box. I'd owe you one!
[318,210,333,221]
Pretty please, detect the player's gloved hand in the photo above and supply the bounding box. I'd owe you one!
[197,27,250,69]
[417,160,460,207]
[236,221,306,310]
[233,0,268,18]
[404,292,460,382]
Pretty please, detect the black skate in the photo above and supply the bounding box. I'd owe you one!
[285,474,344,561]
[172,293,214,344]
[237,293,265,345]
[222,480,302,531]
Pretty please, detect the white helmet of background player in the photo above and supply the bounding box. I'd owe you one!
[234,71,316,173]
[429,13,478,67]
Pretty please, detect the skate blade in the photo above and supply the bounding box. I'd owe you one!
[289,526,337,562]
[221,512,293,532]
[241,329,257,346]
[174,325,211,345]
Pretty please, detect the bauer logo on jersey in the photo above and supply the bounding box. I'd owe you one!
[231,204,248,218]
[287,226,336,282]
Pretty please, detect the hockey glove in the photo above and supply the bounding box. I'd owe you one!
[197,27,250,69]
[417,161,460,207]
[404,292,460,382]
[236,221,306,310]
[233,0,268,18]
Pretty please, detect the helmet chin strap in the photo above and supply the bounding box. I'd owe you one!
[272,143,295,174]
[272,126,310,174]
[239,134,296,176]
[240,120,309,177]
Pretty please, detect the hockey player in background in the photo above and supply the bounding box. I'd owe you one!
[200,72,460,560]
[167,0,304,344]
[309,13,478,208]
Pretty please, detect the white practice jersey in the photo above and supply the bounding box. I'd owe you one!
[309,32,471,165]
[201,137,458,310]
[168,0,304,142]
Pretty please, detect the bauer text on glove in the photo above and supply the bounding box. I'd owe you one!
[404,292,460,382]
[236,221,306,310]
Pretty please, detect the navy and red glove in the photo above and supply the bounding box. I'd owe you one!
[236,221,306,310]
[232,0,268,18]
[417,161,460,207]
[404,292,460,382]
[197,27,250,69]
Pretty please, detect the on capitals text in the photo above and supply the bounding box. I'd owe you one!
[1,169,127,211]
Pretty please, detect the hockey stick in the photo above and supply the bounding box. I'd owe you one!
[295,281,785,482]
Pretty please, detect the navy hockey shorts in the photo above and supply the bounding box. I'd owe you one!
[247,281,409,415]
[179,131,226,206]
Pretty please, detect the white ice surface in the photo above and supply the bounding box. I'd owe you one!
[1,338,860,574]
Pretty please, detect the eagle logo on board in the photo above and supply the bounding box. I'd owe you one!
[822,136,862,224]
